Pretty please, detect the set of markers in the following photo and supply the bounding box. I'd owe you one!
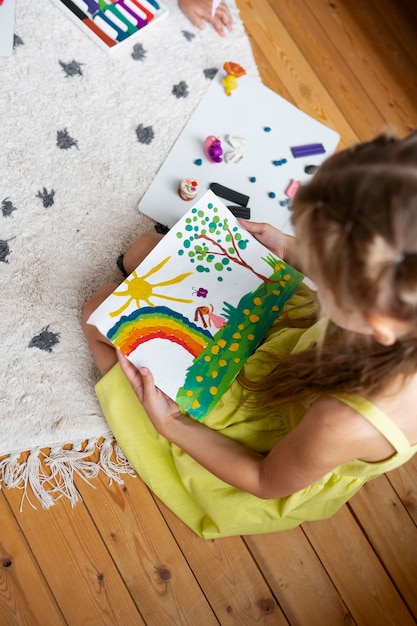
[50,0,168,52]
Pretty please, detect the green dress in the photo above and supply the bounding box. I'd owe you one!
[95,285,417,538]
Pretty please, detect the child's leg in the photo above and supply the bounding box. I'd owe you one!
[82,231,164,376]
[122,231,163,275]
[82,283,119,376]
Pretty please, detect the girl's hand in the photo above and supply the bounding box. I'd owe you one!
[178,0,233,37]
[238,219,294,262]
[117,350,182,436]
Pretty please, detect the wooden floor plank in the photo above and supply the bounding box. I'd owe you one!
[369,0,417,67]
[291,0,417,137]
[243,34,294,103]
[153,496,289,625]
[236,0,358,147]
[0,492,65,626]
[270,0,390,140]
[387,457,417,526]
[399,0,417,22]
[74,470,218,625]
[245,527,354,625]
[3,484,145,625]
[302,507,416,626]
[348,477,417,619]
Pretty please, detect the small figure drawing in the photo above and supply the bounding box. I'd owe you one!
[194,304,226,329]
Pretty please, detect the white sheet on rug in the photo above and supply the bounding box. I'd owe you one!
[0,0,258,506]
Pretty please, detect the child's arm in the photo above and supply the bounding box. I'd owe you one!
[178,0,233,36]
[117,352,373,498]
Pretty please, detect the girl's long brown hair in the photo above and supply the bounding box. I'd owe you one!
[239,132,417,409]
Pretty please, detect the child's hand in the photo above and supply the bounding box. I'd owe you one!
[239,219,294,262]
[117,351,182,436]
[178,0,233,37]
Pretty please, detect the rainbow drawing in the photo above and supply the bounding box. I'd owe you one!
[107,306,213,357]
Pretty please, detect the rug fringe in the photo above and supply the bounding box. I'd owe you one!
[0,436,135,511]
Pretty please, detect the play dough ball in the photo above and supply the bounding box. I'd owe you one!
[179,179,199,201]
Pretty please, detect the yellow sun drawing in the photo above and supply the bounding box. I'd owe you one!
[109,256,193,318]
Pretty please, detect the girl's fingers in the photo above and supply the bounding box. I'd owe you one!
[117,350,144,398]
[138,366,157,401]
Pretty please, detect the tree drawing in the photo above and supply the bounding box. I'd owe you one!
[176,203,280,285]
[173,201,303,418]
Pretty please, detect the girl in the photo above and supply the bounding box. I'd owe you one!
[82,132,417,538]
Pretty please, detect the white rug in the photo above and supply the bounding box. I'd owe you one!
[0,0,258,509]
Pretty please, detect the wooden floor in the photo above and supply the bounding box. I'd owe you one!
[2,1,417,624]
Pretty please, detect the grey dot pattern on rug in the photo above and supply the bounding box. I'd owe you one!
[182,30,195,41]
[0,239,14,263]
[57,128,79,150]
[29,327,61,353]
[59,59,84,77]
[13,34,24,48]
[36,188,55,208]
[135,123,154,145]
[172,80,189,99]
[1,199,16,262]
[1,198,17,217]
[131,43,146,61]
[204,67,219,80]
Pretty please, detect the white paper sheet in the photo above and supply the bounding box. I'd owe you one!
[0,0,16,57]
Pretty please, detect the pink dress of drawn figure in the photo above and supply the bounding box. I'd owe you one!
[204,136,223,163]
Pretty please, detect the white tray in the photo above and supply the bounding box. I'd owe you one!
[138,70,340,232]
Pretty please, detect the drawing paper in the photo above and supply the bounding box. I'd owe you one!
[88,190,303,418]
